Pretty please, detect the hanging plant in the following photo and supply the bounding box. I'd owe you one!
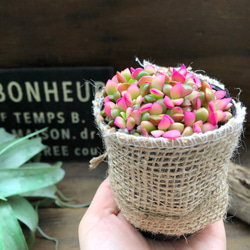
[0,128,89,250]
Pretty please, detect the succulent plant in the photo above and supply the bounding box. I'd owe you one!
[101,63,233,139]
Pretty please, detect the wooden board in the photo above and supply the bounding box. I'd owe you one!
[0,0,249,130]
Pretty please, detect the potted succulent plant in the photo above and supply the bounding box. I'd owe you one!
[90,61,246,237]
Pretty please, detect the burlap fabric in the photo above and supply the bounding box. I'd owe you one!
[91,75,246,236]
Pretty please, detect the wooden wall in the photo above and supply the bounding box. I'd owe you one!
[0,0,249,130]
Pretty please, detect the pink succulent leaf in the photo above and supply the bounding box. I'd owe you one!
[182,106,192,112]
[150,88,164,98]
[172,113,184,122]
[202,122,217,133]
[163,96,174,109]
[136,95,144,105]
[193,123,202,133]
[149,115,163,126]
[104,101,115,118]
[127,84,140,99]
[215,98,232,111]
[163,130,181,139]
[208,101,216,113]
[195,97,201,110]
[214,90,227,100]
[182,84,193,97]
[111,75,118,83]
[170,83,183,99]
[121,68,132,81]
[137,76,153,86]
[171,107,184,114]
[151,130,164,138]
[126,107,133,118]
[158,115,171,130]
[182,126,193,136]
[114,116,126,129]
[164,73,170,84]
[224,102,232,111]
[116,71,127,83]
[171,69,185,83]
[151,74,165,90]
[104,96,110,103]
[124,92,133,106]
[131,68,144,80]
[194,120,203,128]
[117,83,130,93]
[186,72,194,79]
[193,77,202,88]
[172,98,184,105]
[127,116,135,130]
[181,98,192,107]
[150,102,163,115]
[145,65,155,75]
[131,110,141,125]
[141,128,149,137]
[216,110,227,122]
[205,88,215,103]
[140,103,153,113]
[186,91,200,101]
[117,97,128,111]
[140,121,155,132]
[105,80,118,95]
[184,111,196,126]
[179,64,187,76]
[220,111,232,123]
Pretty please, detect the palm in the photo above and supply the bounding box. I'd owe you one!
[79,179,226,250]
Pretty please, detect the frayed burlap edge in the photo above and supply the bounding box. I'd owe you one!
[91,71,246,236]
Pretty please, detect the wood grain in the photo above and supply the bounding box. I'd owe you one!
[228,162,250,225]
[0,0,249,129]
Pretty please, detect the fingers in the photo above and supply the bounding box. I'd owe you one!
[85,177,119,218]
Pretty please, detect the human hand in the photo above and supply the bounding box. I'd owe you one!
[79,178,226,250]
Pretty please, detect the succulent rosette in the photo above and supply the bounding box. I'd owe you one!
[101,63,233,139]
[91,60,246,237]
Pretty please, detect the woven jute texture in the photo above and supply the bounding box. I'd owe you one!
[92,75,246,236]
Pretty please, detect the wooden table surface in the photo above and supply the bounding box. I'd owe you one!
[29,161,250,250]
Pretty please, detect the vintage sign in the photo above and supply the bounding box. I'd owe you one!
[0,67,114,161]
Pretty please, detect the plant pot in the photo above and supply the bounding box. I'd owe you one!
[92,71,246,237]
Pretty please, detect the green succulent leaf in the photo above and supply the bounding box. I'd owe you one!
[21,185,58,200]
[0,162,64,199]
[0,128,15,144]
[0,137,46,169]
[0,200,28,250]
[8,196,38,247]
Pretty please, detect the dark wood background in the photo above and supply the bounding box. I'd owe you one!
[0,0,249,131]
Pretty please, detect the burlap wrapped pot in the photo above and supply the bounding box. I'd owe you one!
[91,74,246,237]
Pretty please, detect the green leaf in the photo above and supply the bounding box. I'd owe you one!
[0,162,64,199]
[0,127,47,155]
[21,185,58,199]
[8,196,38,247]
[8,195,38,233]
[0,128,15,144]
[0,200,28,250]
[0,137,46,169]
